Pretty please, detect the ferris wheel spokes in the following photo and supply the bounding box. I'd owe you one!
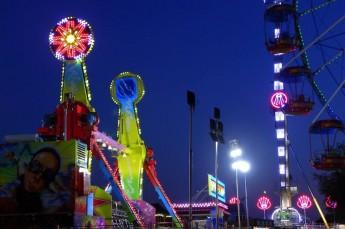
[298,0,337,17]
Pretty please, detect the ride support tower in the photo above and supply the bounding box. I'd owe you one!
[264,0,312,225]
[49,17,95,110]
[110,72,147,200]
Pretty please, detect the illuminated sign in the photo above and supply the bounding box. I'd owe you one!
[229,196,240,205]
[257,195,272,210]
[325,195,337,209]
[208,174,225,203]
[297,195,312,210]
[270,91,288,109]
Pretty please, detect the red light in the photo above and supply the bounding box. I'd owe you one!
[325,196,337,209]
[229,197,240,205]
[270,91,288,109]
[256,195,272,210]
[297,195,312,210]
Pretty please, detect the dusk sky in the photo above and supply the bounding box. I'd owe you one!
[1,0,345,220]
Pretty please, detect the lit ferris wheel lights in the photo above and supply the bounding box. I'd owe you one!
[256,195,272,210]
[270,91,288,109]
[49,17,94,61]
[325,196,337,209]
[297,195,312,210]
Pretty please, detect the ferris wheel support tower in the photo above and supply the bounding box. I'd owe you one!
[264,1,304,226]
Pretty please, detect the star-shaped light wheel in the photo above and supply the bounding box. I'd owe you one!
[49,17,94,61]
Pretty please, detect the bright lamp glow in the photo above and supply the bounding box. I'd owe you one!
[232,160,250,173]
[230,148,242,158]
[229,139,242,158]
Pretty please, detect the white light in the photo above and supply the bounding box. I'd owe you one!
[274,28,281,39]
[280,181,285,187]
[232,160,250,173]
[279,164,285,174]
[49,32,54,44]
[274,62,282,73]
[275,111,285,121]
[276,129,285,139]
[278,146,285,157]
[230,148,242,158]
[274,81,284,90]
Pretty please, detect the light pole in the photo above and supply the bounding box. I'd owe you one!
[230,140,242,229]
[238,160,250,229]
[187,91,195,229]
[209,107,224,229]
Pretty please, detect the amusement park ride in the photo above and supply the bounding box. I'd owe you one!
[264,0,345,227]
[0,17,182,228]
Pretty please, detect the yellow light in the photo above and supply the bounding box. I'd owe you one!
[66,34,76,44]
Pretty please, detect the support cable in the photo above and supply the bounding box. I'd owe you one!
[288,142,330,229]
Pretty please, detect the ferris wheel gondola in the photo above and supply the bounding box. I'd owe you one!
[293,0,345,170]
[264,3,298,55]
[279,66,314,115]
[309,119,345,170]
[264,1,314,117]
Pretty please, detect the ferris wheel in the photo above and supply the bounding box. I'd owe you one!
[265,0,345,170]
[264,0,345,226]
[293,1,345,170]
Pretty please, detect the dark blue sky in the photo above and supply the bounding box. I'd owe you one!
[1,0,345,220]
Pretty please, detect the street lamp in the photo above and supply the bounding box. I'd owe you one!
[238,160,250,229]
[232,160,250,228]
[230,140,242,229]
[229,139,242,158]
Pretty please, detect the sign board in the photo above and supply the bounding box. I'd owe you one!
[208,174,225,203]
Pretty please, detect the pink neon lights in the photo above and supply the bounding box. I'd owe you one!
[96,146,145,227]
[297,195,312,210]
[270,91,288,109]
[229,197,240,205]
[256,195,272,210]
[49,17,94,61]
[173,202,228,210]
[325,196,337,209]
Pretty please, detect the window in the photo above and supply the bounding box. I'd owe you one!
[279,164,285,174]
[276,129,285,139]
[274,62,282,73]
[278,146,285,157]
[274,81,284,90]
[275,111,285,121]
